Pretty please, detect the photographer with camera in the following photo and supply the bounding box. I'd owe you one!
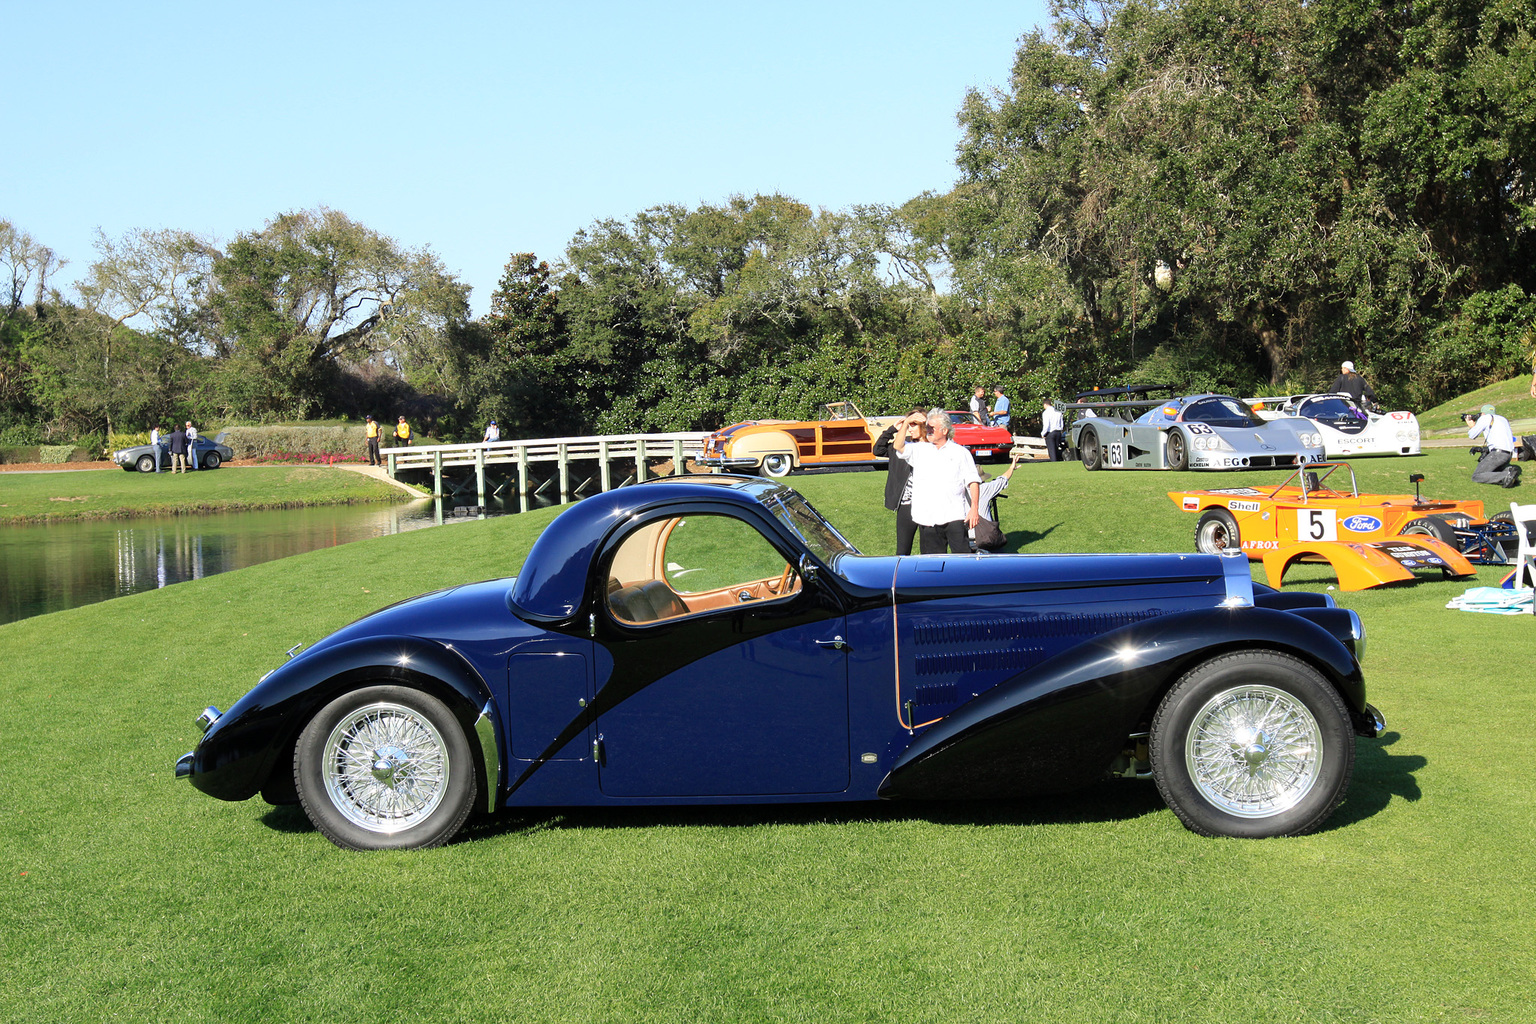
[1465,404,1521,488]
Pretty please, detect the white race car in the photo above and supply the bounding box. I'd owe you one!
[1251,393,1420,458]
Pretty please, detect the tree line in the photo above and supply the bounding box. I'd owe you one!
[4,0,1533,448]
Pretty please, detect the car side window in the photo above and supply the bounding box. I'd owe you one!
[606,514,800,625]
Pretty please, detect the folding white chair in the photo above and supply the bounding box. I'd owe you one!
[1511,501,1536,593]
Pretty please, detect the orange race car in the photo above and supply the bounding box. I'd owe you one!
[1168,462,1518,589]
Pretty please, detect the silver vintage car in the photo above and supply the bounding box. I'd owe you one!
[112,432,234,472]
[1067,389,1326,471]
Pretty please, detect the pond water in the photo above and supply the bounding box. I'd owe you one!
[0,498,509,625]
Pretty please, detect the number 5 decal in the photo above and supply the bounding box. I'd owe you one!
[1297,508,1337,541]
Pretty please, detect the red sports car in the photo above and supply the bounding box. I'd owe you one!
[946,410,1014,461]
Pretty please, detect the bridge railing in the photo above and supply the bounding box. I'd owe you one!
[380,432,712,509]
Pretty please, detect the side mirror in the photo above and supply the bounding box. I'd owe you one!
[1409,474,1425,484]
[797,553,819,585]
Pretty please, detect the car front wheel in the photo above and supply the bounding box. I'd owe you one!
[136,455,156,473]
[760,453,793,478]
[1166,430,1190,471]
[1194,509,1241,553]
[1150,650,1354,838]
[202,451,221,469]
[294,685,477,851]
[1079,428,1103,471]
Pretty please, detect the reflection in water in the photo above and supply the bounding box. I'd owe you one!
[0,499,500,625]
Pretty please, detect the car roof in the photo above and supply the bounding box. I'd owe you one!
[509,476,791,621]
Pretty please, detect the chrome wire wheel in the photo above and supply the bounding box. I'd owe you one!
[320,701,450,834]
[1183,684,1322,818]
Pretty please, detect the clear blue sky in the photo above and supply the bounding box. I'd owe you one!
[3,1,1048,317]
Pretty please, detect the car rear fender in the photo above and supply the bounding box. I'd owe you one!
[877,606,1364,800]
[188,636,500,810]
[1261,537,1476,590]
[725,430,798,462]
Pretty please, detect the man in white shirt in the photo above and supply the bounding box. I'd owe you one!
[1465,403,1521,488]
[185,421,199,470]
[1040,399,1065,461]
[483,420,500,443]
[893,409,981,554]
[149,424,162,473]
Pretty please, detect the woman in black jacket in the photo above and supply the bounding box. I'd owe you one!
[873,408,927,555]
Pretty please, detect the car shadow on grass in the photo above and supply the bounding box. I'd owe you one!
[1325,730,1424,831]
[447,780,1174,844]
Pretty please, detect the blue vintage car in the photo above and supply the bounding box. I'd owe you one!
[176,476,1382,850]
[1068,390,1326,471]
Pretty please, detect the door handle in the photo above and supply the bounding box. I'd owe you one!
[815,635,847,650]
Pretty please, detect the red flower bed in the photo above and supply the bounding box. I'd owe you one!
[252,451,368,466]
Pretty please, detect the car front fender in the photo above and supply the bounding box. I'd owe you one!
[878,605,1364,801]
[184,636,499,807]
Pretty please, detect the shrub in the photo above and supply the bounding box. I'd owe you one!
[220,425,371,461]
[38,445,75,464]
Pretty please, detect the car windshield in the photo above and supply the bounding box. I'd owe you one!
[1184,397,1263,427]
[759,490,860,564]
[1298,397,1364,420]
[948,412,982,425]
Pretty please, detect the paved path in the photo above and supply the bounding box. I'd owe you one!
[333,463,428,496]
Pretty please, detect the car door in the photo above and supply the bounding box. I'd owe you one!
[593,511,851,798]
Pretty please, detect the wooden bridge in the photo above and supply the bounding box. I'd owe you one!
[382,432,711,511]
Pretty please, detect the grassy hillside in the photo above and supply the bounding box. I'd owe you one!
[1417,374,1536,436]
[3,451,1532,1024]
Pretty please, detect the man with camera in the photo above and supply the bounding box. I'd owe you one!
[1465,404,1521,488]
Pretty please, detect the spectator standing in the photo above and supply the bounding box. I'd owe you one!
[149,424,162,473]
[1329,361,1376,408]
[969,386,988,422]
[364,415,381,466]
[185,421,199,469]
[892,409,981,554]
[1040,399,1065,461]
[395,416,413,446]
[873,408,927,555]
[968,453,1022,552]
[483,420,501,443]
[991,386,1012,428]
[169,424,188,474]
[1465,404,1521,488]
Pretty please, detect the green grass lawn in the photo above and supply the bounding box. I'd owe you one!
[0,465,407,524]
[2,451,1533,1023]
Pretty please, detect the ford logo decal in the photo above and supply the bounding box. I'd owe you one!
[1342,515,1382,532]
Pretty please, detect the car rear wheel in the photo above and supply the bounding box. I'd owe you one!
[136,455,156,473]
[202,451,221,469]
[1402,515,1457,546]
[1194,509,1241,553]
[1166,430,1190,471]
[1150,650,1354,838]
[1079,428,1103,471]
[760,453,793,478]
[295,685,477,851]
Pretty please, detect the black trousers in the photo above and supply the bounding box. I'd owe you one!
[1045,430,1064,461]
[919,520,970,554]
[895,502,918,556]
[367,436,380,465]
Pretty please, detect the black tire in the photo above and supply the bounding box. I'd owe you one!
[1166,429,1190,471]
[1194,508,1241,553]
[136,454,156,473]
[1079,427,1103,471]
[1150,650,1354,838]
[202,451,221,469]
[760,453,794,478]
[294,685,477,851]
[1401,515,1457,546]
